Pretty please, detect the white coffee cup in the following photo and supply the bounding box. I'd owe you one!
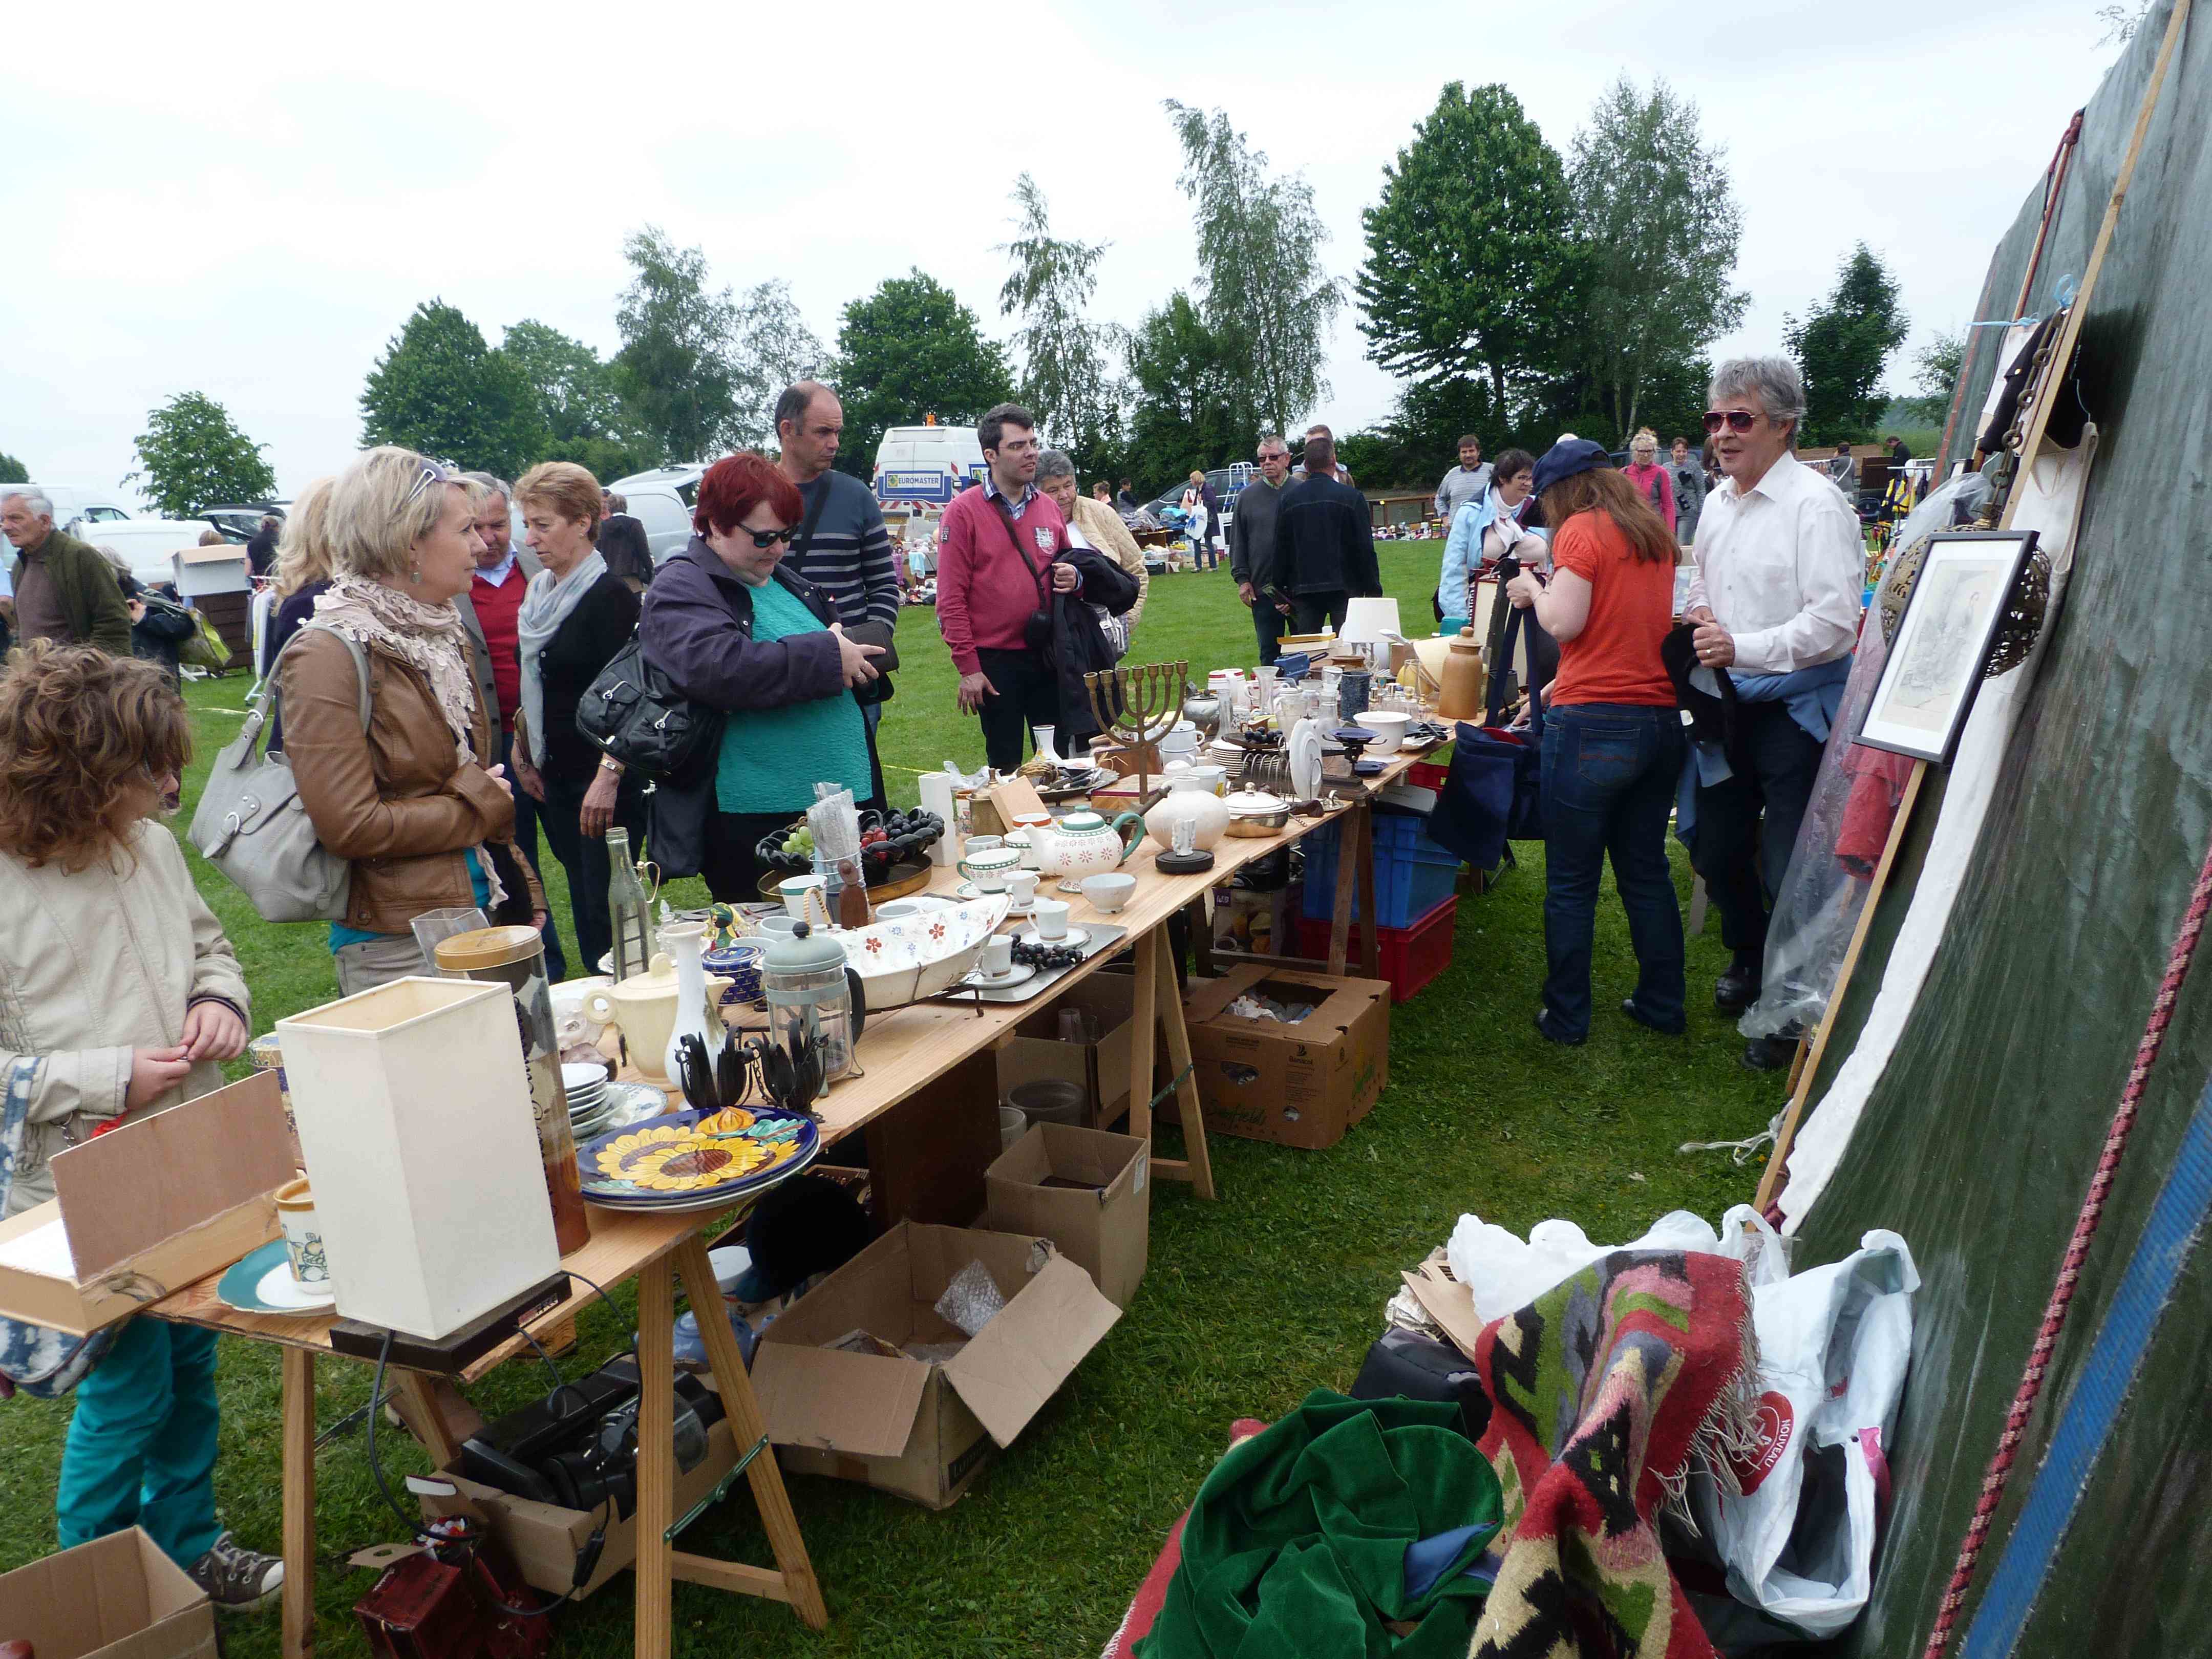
[1006,869,1039,906]
[981,933,1014,977]
[1033,899,1071,941]
[779,873,827,920]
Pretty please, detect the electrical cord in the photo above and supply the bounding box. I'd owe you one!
[360,1269,642,1619]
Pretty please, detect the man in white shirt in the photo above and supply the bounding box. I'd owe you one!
[1684,356,1864,1021]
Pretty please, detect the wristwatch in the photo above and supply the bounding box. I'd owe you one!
[598,755,625,776]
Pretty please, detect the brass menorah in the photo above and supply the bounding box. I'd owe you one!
[1086,658,1188,800]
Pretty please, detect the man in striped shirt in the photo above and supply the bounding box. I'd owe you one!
[772,380,901,731]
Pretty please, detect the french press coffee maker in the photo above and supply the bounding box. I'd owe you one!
[760,923,866,1102]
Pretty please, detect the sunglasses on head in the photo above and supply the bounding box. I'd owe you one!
[405,460,454,503]
[1704,410,1760,434]
[740,526,796,549]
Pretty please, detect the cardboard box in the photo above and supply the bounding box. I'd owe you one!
[995,972,1165,1129]
[984,1124,1151,1308]
[0,1074,291,1336]
[0,1527,217,1659]
[1182,965,1390,1150]
[752,1223,1120,1509]
[418,1419,740,1599]
[276,977,561,1341]
[1211,887,1291,956]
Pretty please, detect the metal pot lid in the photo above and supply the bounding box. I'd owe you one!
[764,921,848,974]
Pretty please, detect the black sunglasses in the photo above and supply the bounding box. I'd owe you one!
[739,526,796,549]
[1704,410,1760,434]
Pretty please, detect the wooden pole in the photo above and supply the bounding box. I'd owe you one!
[281,1348,316,1659]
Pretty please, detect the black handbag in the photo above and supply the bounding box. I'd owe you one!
[574,634,725,781]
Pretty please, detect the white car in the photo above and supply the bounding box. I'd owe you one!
[81,520,230,587]
[605,466,704,564]
[2,482,136,532]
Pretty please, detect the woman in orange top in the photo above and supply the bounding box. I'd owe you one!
[1505,440,1685,1044]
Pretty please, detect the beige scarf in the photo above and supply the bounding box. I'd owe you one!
[311,577,481,763]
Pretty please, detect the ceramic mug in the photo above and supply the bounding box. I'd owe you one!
[981,933,1014,977]
[779,873,827,920]
[1006,870,1040,907]
[273,1177,328,1286]
[1033,899,1071,941]
[959,846,1023,892]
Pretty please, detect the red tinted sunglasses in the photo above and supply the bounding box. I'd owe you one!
[1704,410,1760,434]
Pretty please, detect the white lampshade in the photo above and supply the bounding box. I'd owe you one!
[1338,597,1403,645]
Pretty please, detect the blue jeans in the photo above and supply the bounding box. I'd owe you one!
[1540,704,1687,1038]
[57,1317,223,1569]
[502,730,567,982]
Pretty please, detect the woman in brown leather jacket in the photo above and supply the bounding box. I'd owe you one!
[280,448,543,995]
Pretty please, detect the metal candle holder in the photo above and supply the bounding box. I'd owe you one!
[1086,658,1188,800]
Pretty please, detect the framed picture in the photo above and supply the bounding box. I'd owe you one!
[1858,529,2039,764]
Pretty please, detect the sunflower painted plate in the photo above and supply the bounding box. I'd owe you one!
[577,1105,821,1206]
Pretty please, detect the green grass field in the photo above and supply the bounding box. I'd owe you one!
[0,545,1787,1656]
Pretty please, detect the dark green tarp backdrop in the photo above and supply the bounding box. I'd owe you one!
[1795,4,2212,1652]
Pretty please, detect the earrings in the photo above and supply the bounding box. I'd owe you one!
[410,564,422,585]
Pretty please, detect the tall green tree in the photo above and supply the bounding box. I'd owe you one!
[0,452,27,485]
[499,320,655,480]
[359,300,543,477]
[123,392,278,517]
[1567,76,1748,442]
[1126,291,1248,492]
[996,173,1130,479]
[830,270,1013,482]
[731,279,827,448]
[1785,244,1909,441]
[1356,83,1584,423]
[1164,102,1343,437]
[1902,326,1966,425]
[611,227,741,465]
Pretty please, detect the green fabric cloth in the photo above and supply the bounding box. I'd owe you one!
[10,527,132,655]
[713,579,871,814]
[1135,1391,1502,1659]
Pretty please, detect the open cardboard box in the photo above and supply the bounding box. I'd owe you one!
[995,972,1165,1130]
[1181,965,1390,1150]
[417,1418,741,1599]
[985,1123,1150,1309]
[751,1222,1120,1509]
[0,1073,291,1335]
[0,1527,217,1659]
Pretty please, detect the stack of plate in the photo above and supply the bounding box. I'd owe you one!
[577,1105,823,1215]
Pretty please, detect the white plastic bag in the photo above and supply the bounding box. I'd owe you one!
[1445,1208,1725,1323]
[1691,1228,1919,1637]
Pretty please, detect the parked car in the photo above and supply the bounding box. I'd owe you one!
[201,503,285,542]
[1,482,136,532]
[605,466,705,564]
[1140,464,1252,529]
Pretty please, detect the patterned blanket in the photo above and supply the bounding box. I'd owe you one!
[1471,1250,1755,1659]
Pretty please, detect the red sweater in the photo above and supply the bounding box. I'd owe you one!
[934,486,1071,675]
[470,560,529,730]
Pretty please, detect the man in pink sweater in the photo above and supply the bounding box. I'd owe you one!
[934,403,1079,771]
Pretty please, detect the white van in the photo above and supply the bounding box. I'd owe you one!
[84,520,225,587]
[605,466,704,564]
[2,482,136,533]
[873,424,986,511]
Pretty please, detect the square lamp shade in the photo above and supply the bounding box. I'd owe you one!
[1338,598,1402,646]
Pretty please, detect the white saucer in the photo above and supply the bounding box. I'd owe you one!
[954,881,1034,913]
[254,1261,336,1313]
[1015,926,1089,949]
[964,961,1039,990]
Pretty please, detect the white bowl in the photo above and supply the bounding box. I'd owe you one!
[1358,711,1412,753]
[1081,873,1136,913]
[839,892,1013,1008]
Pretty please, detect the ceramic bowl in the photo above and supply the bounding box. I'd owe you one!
[1081,873,1136,913]
[1358,710,1412,752]
[838,892,1013,1008]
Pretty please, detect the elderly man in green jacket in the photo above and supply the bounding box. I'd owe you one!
[2,488,134,654]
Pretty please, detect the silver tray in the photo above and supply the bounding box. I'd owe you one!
[942,922,1129,1005]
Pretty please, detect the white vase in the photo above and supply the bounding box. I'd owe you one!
[1145,775,1231,852]
[658,922,729,1085]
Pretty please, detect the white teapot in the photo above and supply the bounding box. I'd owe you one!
[1027,810,1147,878]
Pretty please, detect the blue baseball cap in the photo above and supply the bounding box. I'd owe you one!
[1529,439,1615,501]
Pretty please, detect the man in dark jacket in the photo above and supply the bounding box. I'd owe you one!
[1228,434,1293,664]
[2,490,132,654]
[1271,427,1379,635]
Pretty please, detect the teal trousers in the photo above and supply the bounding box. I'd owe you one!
[57,1317,222,1569]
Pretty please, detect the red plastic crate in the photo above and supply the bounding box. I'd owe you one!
[1407,760,1451,793]
[1294,896,1457,1003]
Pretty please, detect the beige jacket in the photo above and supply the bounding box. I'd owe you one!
[1071,495,1150,635]
[0,824,250,1217]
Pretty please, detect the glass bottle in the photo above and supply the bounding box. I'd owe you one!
[607,826,654,983]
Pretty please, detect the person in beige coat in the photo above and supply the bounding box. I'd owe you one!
[0,642,283,1611]
[1036,450,1148,652]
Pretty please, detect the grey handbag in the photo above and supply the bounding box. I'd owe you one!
[188,622,370,923]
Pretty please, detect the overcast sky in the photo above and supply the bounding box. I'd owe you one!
[3,0,2122,505]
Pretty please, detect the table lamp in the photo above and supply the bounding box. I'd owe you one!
[1337,598,1403,673]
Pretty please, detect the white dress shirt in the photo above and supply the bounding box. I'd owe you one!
[1683,452,1864,674]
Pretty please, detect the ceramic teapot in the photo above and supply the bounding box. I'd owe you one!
[1027,809,1146,878]
[1144,772,1231,852]
[582,948,730,1083]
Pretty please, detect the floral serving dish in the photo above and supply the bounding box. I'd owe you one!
[578,1104,820,1205]
[836,891,1012,1008]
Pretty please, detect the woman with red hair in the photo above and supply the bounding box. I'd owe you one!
[638,452,885,898]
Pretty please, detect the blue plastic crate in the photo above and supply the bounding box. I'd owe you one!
[1301,807,1462,928]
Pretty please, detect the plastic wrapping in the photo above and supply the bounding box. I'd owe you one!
[1740,473,1990,1040]
[934,1259,1006,1338]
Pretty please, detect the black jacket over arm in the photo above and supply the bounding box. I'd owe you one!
[1053,548,1141,746]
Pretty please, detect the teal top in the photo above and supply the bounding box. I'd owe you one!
[714,580,873,813]
[330,848,491,953]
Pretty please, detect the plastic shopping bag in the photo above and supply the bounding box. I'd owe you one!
[1690,1225,1919,1637]
[1445,1208,1726,1323]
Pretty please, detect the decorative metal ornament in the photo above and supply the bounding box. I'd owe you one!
[1878,529,2052,679]
[1085,658,1188,799]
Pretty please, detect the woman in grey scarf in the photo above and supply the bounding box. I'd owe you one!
[509,462,644,976]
